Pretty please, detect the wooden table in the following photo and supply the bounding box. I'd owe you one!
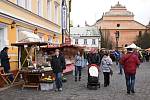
[14,69,53,90]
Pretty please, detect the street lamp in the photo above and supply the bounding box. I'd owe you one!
[115,31,119,50]
[98,27,102,49]
[11,21,16,29]
[34,28,38,34]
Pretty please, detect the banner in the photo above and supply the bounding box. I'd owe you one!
[62,0,67,30]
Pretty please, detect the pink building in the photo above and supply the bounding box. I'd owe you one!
[95,2,146,48]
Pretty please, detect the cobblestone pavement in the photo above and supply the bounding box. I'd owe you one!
[0,62,150,100]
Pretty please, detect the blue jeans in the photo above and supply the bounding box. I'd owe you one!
[75,66,82,80]
[125,74,135,92]
[55,72,62,89]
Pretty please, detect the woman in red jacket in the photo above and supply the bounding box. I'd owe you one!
[120,48,140,94]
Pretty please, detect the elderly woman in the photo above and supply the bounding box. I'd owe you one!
[101,52,113,87]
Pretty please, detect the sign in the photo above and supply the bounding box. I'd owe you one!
[62,1,67,30]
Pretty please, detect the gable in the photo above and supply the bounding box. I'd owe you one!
[96,20,146,30]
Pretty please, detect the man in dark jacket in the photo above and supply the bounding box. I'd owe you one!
[120,48,140,94]
[51,49,66,91]
[0,47,14,81]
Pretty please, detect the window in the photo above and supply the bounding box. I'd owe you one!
[37,0,43,16]
[86,30,91,35]
[92,39,96,45]
[56,37,59,44]
[17,0,32,10]
[17,0,25,7]
[47,0,52,20]
[54,2,59,24]
[25,0,32,11]
[139,31,142,37]
[48,36,52,44]
[84,39,87,45]
[17,0,22,6]
[75,39,78,44]
[0,25,8,51]
[0,28,5,51]
[38,33,44,42]
[40,36,44,42]
[117,24,120,27]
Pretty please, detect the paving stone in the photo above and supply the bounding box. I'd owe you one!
[0,62,150,100]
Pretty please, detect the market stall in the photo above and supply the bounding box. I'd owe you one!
[125,43,141,50]
[42,44,85,74]
[11,42,55,90]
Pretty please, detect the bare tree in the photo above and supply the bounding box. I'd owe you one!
[101,29,113,49]
[135,30,150,49]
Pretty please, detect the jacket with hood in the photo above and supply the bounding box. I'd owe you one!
[101,56,113,72]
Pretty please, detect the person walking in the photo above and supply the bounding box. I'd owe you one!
[0,47,14,82]
[114,50,123,74]
[51,49,66,91]
[118,51,125,75]
[120,48,140,94]
[101,52,113,87]
[145,50,150,62]
[114,50,120,66]
[98,50,104,64]
[87,48,100,66]
[74,51,83,82]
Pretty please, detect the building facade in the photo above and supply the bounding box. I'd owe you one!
[0,0,62,71]
[95,2,146,48]
[70,26,101,50]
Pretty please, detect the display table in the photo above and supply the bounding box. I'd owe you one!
[17,68,53,90]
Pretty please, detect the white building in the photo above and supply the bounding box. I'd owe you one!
[70,26,101,49]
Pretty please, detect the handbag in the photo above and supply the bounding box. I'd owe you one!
[109,68,113,76]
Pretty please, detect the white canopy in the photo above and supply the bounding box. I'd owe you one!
[18,31,41,42]
[125,43,141,49]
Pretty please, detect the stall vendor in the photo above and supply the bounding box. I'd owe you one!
[0,47,14,82]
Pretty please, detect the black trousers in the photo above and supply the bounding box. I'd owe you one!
[103,72,110,86]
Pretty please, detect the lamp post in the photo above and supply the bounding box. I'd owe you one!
[98,27,102,49]
[115,24,120,50]
[115,31,119,50]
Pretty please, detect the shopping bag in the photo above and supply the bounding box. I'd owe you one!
[110,68,113,76]
[72,66,75,76]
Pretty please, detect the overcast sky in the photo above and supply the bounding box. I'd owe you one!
[71,0,150,27]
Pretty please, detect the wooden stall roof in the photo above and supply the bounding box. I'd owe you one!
[42,44,85,50]
[11,42,48,47]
